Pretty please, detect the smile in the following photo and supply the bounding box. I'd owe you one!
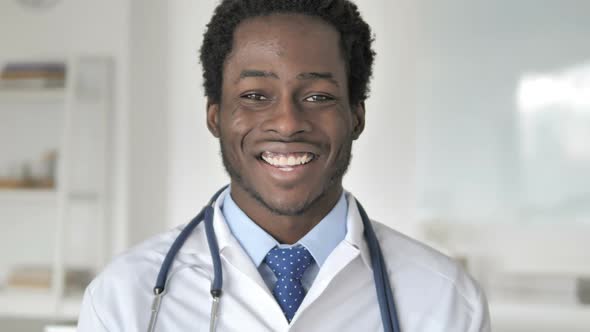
[260,151,316,169]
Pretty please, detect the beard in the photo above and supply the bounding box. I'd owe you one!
[219,137,353,216]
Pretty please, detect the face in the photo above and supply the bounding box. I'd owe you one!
[207,14,365,216]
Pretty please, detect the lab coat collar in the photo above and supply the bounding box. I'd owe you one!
[343,192,372,270]
[178,188,372,271]
[173,188,239,257]
[211,188,235,253]
[212,188,273,294]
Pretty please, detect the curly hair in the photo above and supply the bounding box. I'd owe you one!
[199,0,375,106]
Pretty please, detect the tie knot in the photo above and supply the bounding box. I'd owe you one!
[264,246,314,280]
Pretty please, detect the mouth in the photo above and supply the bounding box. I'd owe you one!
[259,151,316,171]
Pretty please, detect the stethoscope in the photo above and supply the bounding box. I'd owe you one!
[147,186,401,332]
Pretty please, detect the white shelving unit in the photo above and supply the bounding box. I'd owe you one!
[0,289,79,320]
[0,189,57,202]
[0,90,65,103]
[0,55,113,321]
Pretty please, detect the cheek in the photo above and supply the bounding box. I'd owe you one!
[220,108,256,151]
[320,112,353,145]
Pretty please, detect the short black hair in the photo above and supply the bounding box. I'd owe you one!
[200,0,375,106]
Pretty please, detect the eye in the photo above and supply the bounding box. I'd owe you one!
[304,94,334,102]
[241,93,268,101]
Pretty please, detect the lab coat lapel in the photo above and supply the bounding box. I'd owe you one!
[220,246,290,327]
[344,194,372,269]
[292,194,372,322]
[171,189,287,330]
[211,191,273,296]
[211,190,289,325]
[220,245,271,297]
[294,241,360,321]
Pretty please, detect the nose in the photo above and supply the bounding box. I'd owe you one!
[261,98,312,137]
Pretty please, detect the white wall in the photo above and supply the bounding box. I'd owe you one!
[165,0,228,231]
[414,0,590,223]
[344,0,418,235]
[127,0,172,246]
[125,0,227,245]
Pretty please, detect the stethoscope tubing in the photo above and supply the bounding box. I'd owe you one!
[149,186,401,332]
[357,201,402,332]
[154,186,228,295]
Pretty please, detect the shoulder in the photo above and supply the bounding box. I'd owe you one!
[372,221,488,321]
[88,227,180,293]
[79,226,185,330]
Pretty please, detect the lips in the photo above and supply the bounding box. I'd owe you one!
[260,151,315,167]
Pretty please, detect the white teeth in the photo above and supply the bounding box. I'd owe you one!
[287,156,296,166]
[301,154,312,164]
[261,153,314,167]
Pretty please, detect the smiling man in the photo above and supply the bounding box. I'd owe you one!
[208,12,362,245]
[78,1,491,331]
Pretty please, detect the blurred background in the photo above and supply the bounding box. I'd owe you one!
[0,0,589,331]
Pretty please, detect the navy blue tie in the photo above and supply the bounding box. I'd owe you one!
[264,246,314,322]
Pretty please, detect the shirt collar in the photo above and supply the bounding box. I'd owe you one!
[298,193,347,266]
[176,187,371,273]
[222,190,348,268]
[221,192,277,266]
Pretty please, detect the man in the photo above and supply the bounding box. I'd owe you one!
[78,1,491,331]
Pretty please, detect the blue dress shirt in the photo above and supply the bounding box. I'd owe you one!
[222,191,348,292]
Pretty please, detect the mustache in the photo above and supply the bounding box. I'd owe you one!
[251,138,323,149]
[255,138,324,147]
[252,132,322,145]
[257,138,319,144]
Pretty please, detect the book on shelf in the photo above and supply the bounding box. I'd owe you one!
[2,62,66,76]
[0,61,66,90]
[4,265,94,293]
[5,266,52,289]
[0,178,55,189]
[0,150,57,189]
[0,78,65,89]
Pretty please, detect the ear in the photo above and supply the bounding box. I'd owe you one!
[206,100,221,138]
[351,102,366,140]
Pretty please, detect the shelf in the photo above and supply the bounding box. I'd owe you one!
[0,190,103,205]
[0,89,65,104]
[0,289,82,320]
[0,189,57,204]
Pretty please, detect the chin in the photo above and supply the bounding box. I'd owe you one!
[252,186,323,216]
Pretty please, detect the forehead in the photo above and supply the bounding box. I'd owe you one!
[225,14,347,78]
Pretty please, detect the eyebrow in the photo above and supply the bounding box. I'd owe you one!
[238,70,279,80]
[297,72,339,86]
[236,69,339,86]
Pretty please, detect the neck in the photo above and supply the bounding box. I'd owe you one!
[230,183,342,244]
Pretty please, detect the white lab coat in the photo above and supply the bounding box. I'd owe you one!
[78,191,491,331]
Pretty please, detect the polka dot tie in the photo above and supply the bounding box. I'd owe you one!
[264,246,314,322]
